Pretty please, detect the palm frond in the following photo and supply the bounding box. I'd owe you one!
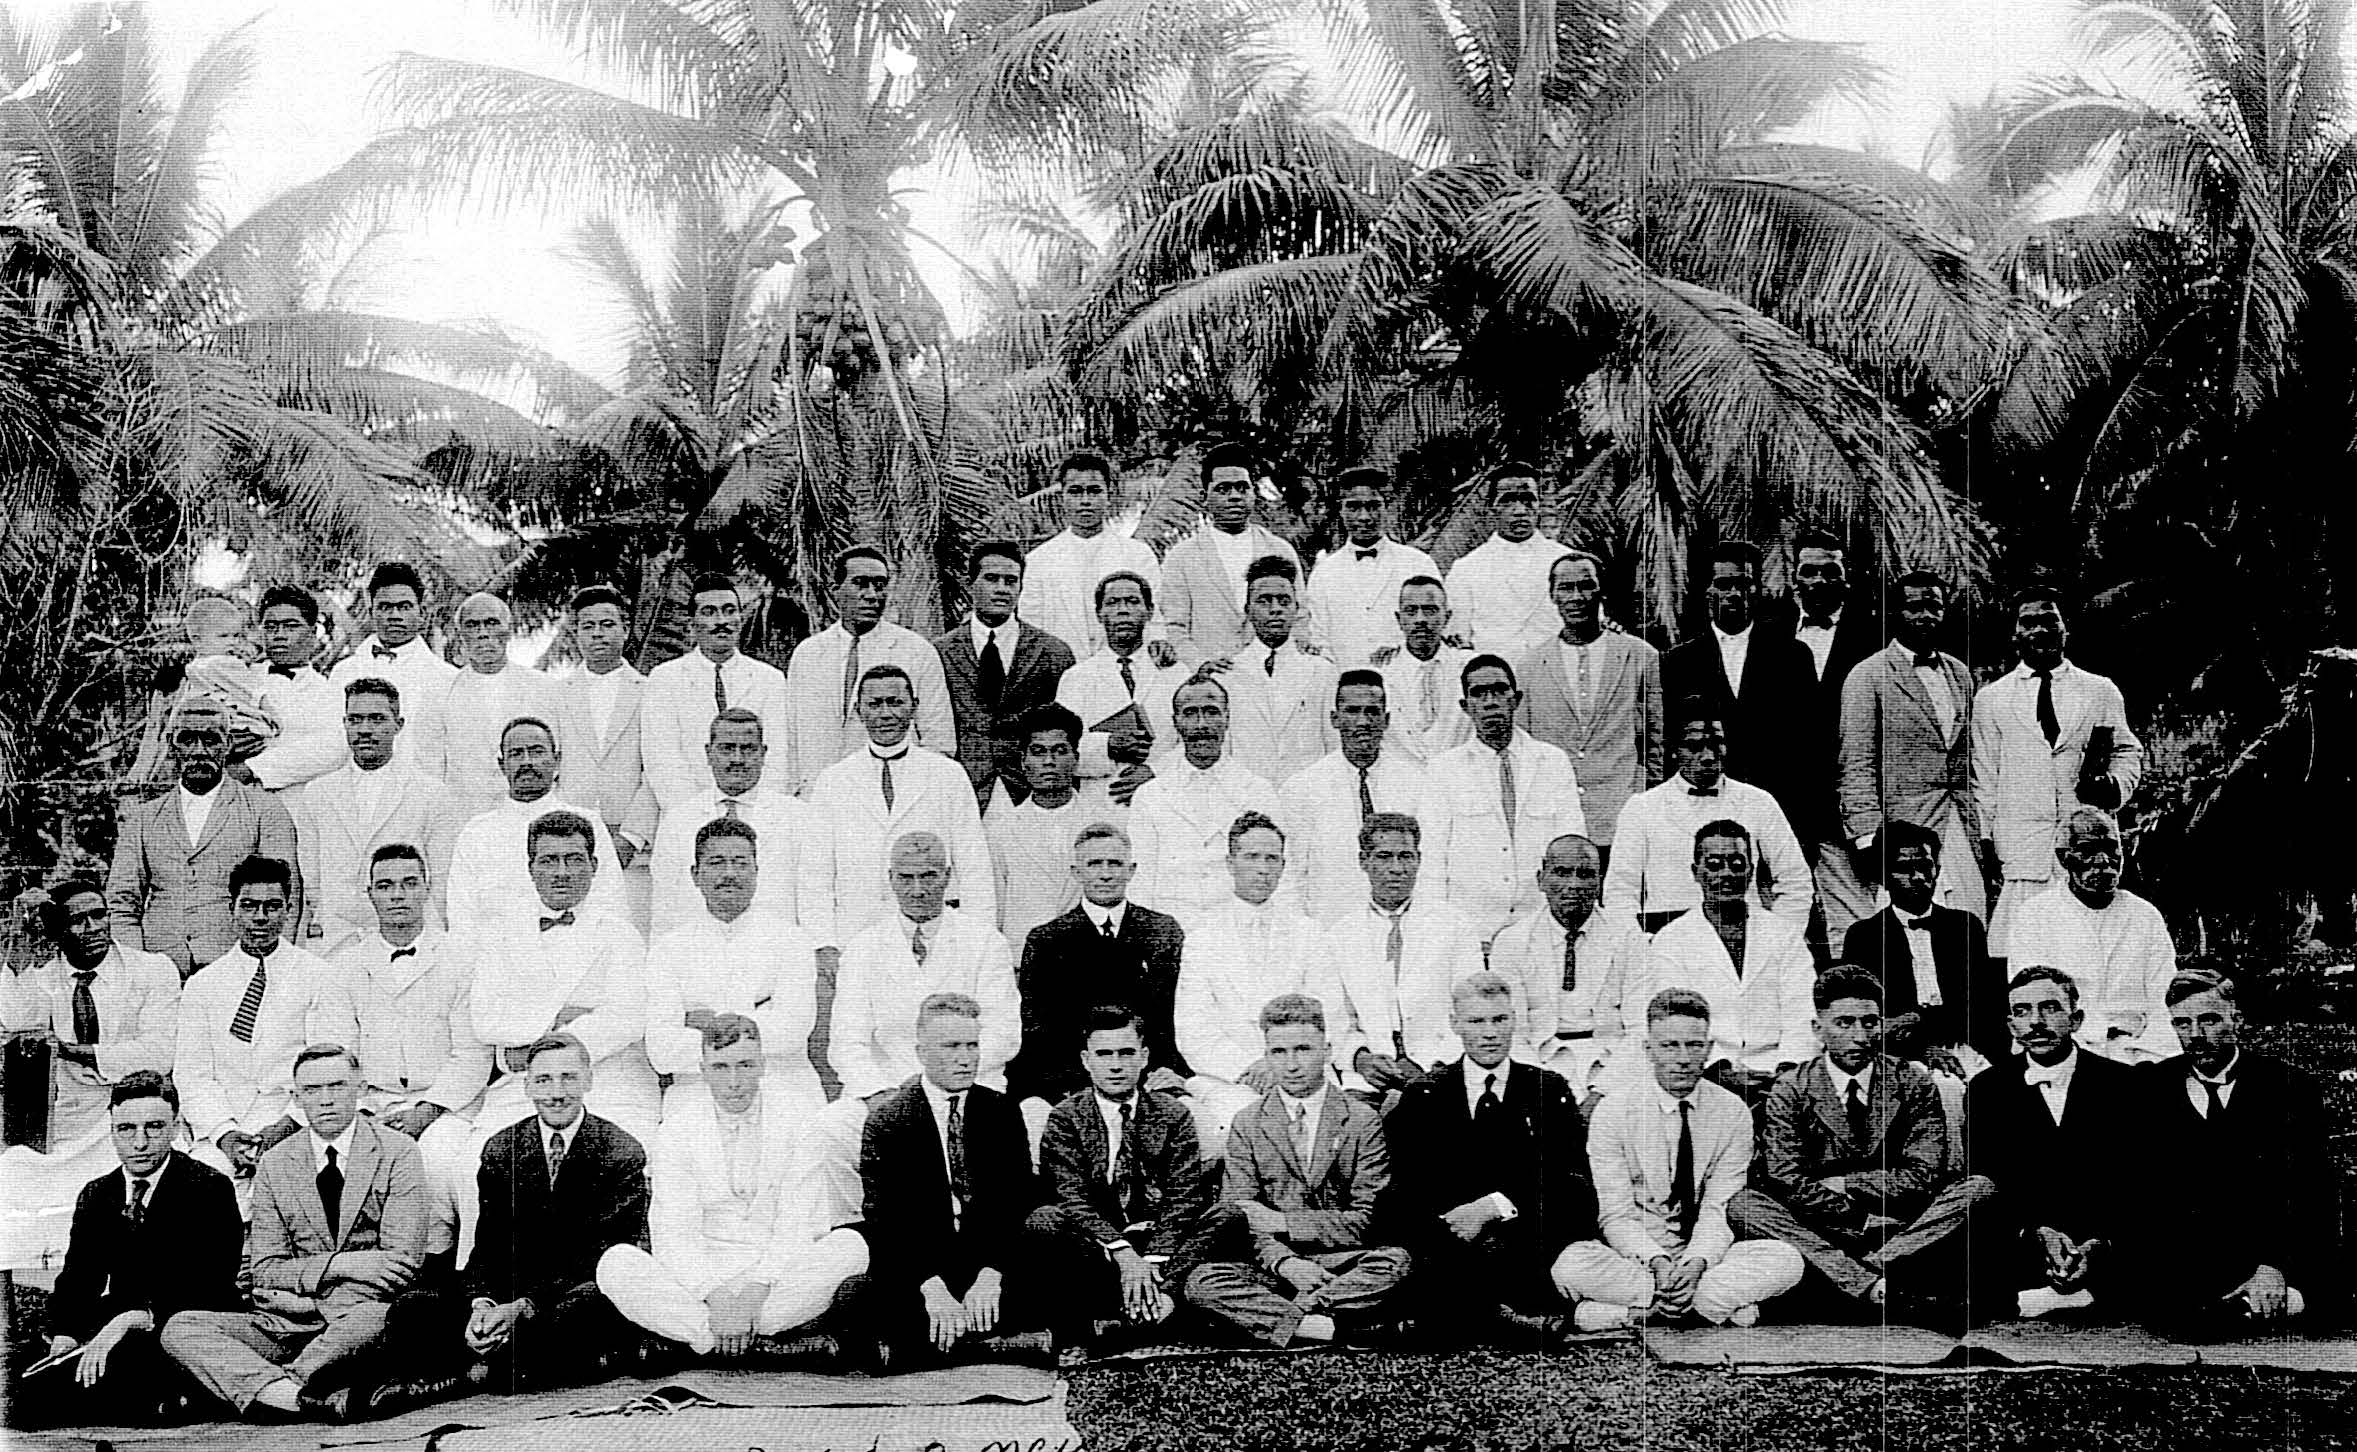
[210,311,614,423]
[1075,254,1359,406]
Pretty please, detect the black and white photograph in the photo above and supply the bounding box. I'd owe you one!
[0,0,2352,1446]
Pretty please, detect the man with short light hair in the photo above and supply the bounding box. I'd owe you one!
[414,592,563,814]
[1554,989,1804,1330]
[644,573,792,811]
[2003,807,2178,1063]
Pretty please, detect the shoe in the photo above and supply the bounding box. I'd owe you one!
[1492,1305,1568,1350]
[1571,1302,1633,1333]
[745,1332,844,1370]
[295,1385,353,1423]
[1726,1304,1761,1328]
[969,1329,1055,1367]
[359,1372,466,1421]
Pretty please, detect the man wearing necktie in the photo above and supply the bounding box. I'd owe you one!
[1555,989,1803,1330]
[0,878,182,1267]
[1302,467,1438,668]
[1485,835,1646,1109]
[1839,821,2010,1077]
[1513,551,1665,866]
[931,541,1078,812]
[1182,993,1410,1347]
[855,994,1050,1365]
[1969,586,2144,954]
[643,574,792,815]
[1374,576,1476,758]
[163,1044,430,1421]
[1420,655,1587,941]
[325,563,459,775]
[781,546,956,794]
[1380,975,1595,1348]
[1200,554,1339,787]
[1276,670,1432,923]
[1729,967,1993,1327]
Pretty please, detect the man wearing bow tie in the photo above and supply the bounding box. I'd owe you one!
[1835,570,1983,937]
[326,563,457,774]
[1302,467,1438,669]
[1603,708,1812,935]
[243,585,347,792]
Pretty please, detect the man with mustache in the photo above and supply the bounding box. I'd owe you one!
[414,593,563,815]
[2004,808,2179,1064]
[443,717,627,938]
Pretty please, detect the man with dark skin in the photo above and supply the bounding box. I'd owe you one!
[1661,543,1816,842]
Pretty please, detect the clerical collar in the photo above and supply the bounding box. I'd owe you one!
[868,740,911,762]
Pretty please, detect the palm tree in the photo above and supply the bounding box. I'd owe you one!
[352,0,1256,633]
[1064,0,2010,630]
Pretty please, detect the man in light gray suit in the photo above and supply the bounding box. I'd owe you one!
[549,584,658,927]
[162,1043,429,1420]
[287,677,460,951]
[1160,442,1304,667]
[1515,551,1662,864]
[108,701,302,977]
[1837,570,1983,930]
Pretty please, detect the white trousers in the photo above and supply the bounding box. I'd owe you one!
[1183,1077,1262,1160]
[595,1231,868,1354]
[1551,1239,1805,1324]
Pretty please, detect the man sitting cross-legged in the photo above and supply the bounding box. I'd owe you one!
[596,1016,869,1364]
[1025,1006,1225,1358]
[1382,974,1595,1348]
[2132,972,2343,1333]
[1727,965,1995,1328]
[1182,994,1410,1347]
[162,1044,428,1422]
[856,994,1050,1367]
[1555,989,1804,1330]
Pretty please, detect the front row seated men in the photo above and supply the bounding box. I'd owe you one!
[1726,966,1992,1326]
[1555,989,1804,1330]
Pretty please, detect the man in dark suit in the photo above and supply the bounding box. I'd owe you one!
[450,1034,650,1389]
[933,540,1079,811]
[1786,530,1885,944]
[1728,966,1995,1326]
[14,1071,242,1429]
[2136,972,2343,1331]
[1382,973,1595,1347]
[1841,821,2008,1070]
[1024,1006,1225,1356]
[1008,824,1190,1110]
[858,993,1048,1364]
[1660,540,1819,855]
[1963,966,2150,1318]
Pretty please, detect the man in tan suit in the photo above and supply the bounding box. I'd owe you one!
[161,1043,429,1420]
[549,584,658,928]
[287,677,459,951]
[107,702,302,976]
[1515,551,1663,865]
[1159,443,1304,666]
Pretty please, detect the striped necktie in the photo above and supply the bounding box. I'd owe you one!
[228,953,269,1044]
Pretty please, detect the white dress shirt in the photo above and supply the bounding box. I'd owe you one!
[1173,894,1336,1083]
[178,784,220,847]
[986,782,1123,947]
[1275,748,1429,923]
[1304,537,1440,668]
[2023,1048,2079,1125]
[1638,908,1817,1078]
[804,740,995,937]
[781,621,956,793]
[1317,899,1485,1089]
[1823,1058,1874,1107]
[471,901,658,1136]
[0,945,182,1149]
[1220,641,1340,786]
[1795,608,1842,681]
[1418,730,1587,940]
[444,791,628,939]
[1126,753,1280,927]
[578,665,630,749]
[829,907,1019,1099]
[1459,1058,1523,1223]
[248,665,347,790]
[1603,773,1813,930]
[309,1122,360,1174]
[1486,908,1644,1095]
[647,782,833,941]
[640,648,791,811]
[1711,625,1752,697]
[1444,533,1576,664]
[1379,644,1476,760]
[174,941,359,1145]
[1056,648,1191,784]
[643,908,825,1101]
[1970,658,2146,886]
[2185,1049,2240,1117]
[1019,528,1164,656]
[2005,884,2179,1064]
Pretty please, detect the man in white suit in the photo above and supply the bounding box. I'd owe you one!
[1487,834,1644,1108]
[1972,586,2145,951]
[1375,575,1475,760]
[1276,670,1429,923]
[444,718,628,938]
[1127,674,1279,926]
[1055,571,1191,805]
[1442,466,1575,666]
[2003,807,2179,1064]
[1641,821,1817,1102]
[1172,812,1332,1133]
[643,573,793,812]
[1514,552,1663,861]
[414,593,563,815]
[1018,450,1170,659]
[326,562,455,774]
[548,584,658,928]
[288,676,459,951]
[782,547,955,792]
[805,663,995,937]
[596,1016,869,1360]
[646,707,832,939]
[1318,813,1484,1098]
[1302,467,1438,668]
[1419,655,1587,942]
[1211,555,1338,786]
[1159,442,1304,666]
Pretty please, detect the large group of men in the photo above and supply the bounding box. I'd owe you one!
[2,447,2344,1428]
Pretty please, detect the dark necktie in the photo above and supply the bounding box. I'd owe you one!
[1354,548,1379,562]
[128,1177,149,1227]
[1560,928,1579,993]
[2034,668,2061,745]
[911,921,929,963]
[1670,1101,1696,1240]
[547,1128,566,1188]
[1117,654,1136,698]
[1113,1099,1142,1221]
[713,658,729,712]
[2202,1078,2226,1120]
[1476,1071,1502,1122]
[1357,766,1375,824]
[1100,915,1116,940]
[539,910,575,931]
[372,642,398,660]
[978,632,1006,711]
[880,753,897,811]
[1846,1079,1871,1149]
[318,1146,343,1238]
[228,953,269,1043]
[70,969,100,1046]
[946,1092,972,1205]
[1263,648,1278,677]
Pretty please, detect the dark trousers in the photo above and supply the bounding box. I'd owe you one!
[1727,1176,1994,1306]
[862,1256,1047,1358]
[8,1333,204,1429]
[1022,1203,1230,1338]
[1403,1220,1564,1326]
[391,1276,641,1392]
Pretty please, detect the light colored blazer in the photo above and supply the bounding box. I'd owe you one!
[1515,633,1663,847]
[1971,660,2145,881]
[805,744,996,936]
[1219,642,1340,787]
[1838,644,1979,845]
[1160,523,1301,665]
[246,1117,430,1333]
[1223,1087,1393,1270]
[648,1082,834,1298]
[548,665,659,846]
[287,760,461,950]
[107,780,302,975]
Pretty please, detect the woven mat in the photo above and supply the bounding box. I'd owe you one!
[1643,1322,1959,1368]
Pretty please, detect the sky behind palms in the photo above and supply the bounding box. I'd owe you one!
[2,0,2161,387]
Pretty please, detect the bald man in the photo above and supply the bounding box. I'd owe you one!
[413,594,563,815]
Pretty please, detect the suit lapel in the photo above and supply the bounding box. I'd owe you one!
[1884,651,1940,735]
[1805,1061,1850,1149]
[1302,1093,1343,1185]
[192,782,242,858]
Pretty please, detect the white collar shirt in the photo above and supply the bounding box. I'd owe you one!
[578,663,632,747]
[1304,537,1438,668]
[1445,533,1575,663]
[125,1162,165,1212]
[1795,607,1842,679]
[2023,1048,2079,1124]
[1824,1058,1875,1105]
[1083,900,1128,938]
[1601,772,1814,930]
[541,1110,584,1164]
[1018,528,1164,656]
[309,1122,360,1174]
[1462,1057,1513,1117]
[1208,525,1258,597]
[919,1075,966,1223]
[178,783,220,845]
[1094,1092,1135,1179]
[1712,624,1752,693]
[1896,907,1945,1005]
[968,614,1021,663]
[715,1098,764,1202]
[1055,648,1187,782]
[2187,1049,2241,1115]
[1280,1082,1327,1157]
[1379,644,1476,758]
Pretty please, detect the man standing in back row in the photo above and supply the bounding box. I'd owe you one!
[783,547,955,793]
[1160,443,1303,666]
[1303,467,1437,669]
[1019,451,1167,659]
[934,542,1077,811]
[643,574,790,813]
[1444,466,1575,667]
[1515,551,1662,865]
